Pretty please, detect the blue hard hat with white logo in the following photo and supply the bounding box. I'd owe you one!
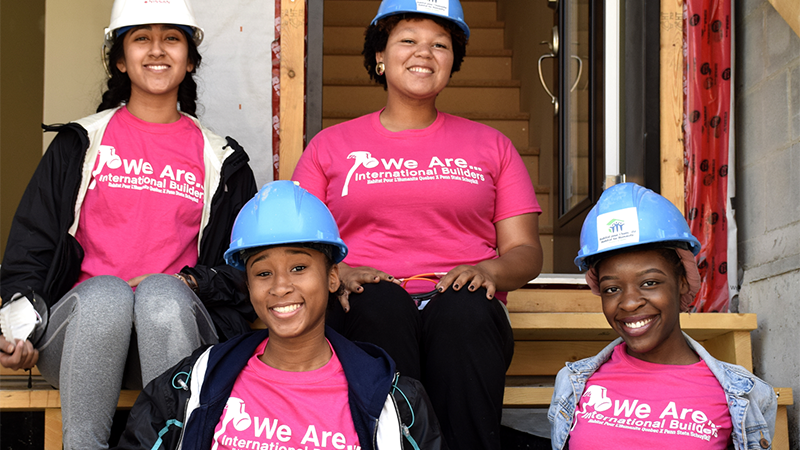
[371,0,470,40]
[225,181,348,270]
[574,183,701,271]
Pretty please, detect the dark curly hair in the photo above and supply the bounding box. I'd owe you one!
[97,26,202,116]
[363,13,467,90]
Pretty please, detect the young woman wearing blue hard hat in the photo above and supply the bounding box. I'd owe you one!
[114,181,446,450]
[0,1,256,448]
[548,183,776,450]
[292,0,543,448]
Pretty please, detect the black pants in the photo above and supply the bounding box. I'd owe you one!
[327,281,515,450]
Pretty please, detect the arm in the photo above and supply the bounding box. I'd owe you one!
[0,127,84,304]
[436,213,543,299]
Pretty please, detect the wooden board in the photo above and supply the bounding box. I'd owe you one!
[659,0,685,211]
[506,289,601,312]
[510,312,756,341]
[278,0,307,180]
[769,0,800,38]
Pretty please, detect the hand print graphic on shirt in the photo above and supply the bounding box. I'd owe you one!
[342,151,379,196]
[89,145,123,189]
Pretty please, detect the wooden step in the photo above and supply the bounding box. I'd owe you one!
[323,26,506,53]
[324,54,513,81]
[324,78,521,88]
[323,85,521,114]
[510,312,758,341]
[321,115,530,150]
[324,47,513,57]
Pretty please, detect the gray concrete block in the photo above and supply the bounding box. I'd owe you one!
[737,89,764,169]
[735,0,764,26]
[737,157,766,238]
[738,221,800,269]
[765,145,800,231]
[761,71,792,152]
[738,6,766,89]
[792,65,800,141]
[764,5,800,77]
[740,272,800,447]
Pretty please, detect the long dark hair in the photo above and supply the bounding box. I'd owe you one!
[97,27,202,116]
[363,13,467,90]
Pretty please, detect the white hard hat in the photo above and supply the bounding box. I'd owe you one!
[104,0,204,46]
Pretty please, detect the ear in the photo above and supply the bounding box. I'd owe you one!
[186,60,195,73]
[679,274,689,295]
[328,264,341,294]
[116,57,127,73]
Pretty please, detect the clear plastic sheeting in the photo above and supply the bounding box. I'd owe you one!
[192,0,276,188]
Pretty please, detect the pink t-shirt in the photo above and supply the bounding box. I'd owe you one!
[211,339,361,450]
[75,107,205,284]
[568,343,733,449]
[292,111,540,300]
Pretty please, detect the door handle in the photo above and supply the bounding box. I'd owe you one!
[538,26,560,116]
[570,55,583,92]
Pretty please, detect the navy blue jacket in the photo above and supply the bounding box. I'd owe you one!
[114,327,446,450]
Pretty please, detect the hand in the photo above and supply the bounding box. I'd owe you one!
[337,263,401,312]
[436,264,498,300]
[0,336,38,370]
[127,273,158,288]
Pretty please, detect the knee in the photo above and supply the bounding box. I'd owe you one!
[71,276,134,331]
[134,275,196,325]
[425,288,501,333]
[348,281,417,321]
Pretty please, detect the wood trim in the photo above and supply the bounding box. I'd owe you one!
[769,0,800,38]
[278,0,307,180]
[659,0,685,212]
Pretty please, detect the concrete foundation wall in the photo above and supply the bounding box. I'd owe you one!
[735,0,800,446]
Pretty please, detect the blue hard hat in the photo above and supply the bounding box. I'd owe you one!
[574,183,701,271]
[225,181,348,271]
[371,0,470,40]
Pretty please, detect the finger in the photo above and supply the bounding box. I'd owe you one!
[344,280,365,295]
[0,336,15,354]
[436,265,466,292]
[483,281,497,300]
[452,270,478,291]
[0,341,23,369]
[127,275,144,287]
[466,273,485,292]
[20,342,38,369]
[338,291,351,313]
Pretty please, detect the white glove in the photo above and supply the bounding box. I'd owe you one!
[0,295,41,342]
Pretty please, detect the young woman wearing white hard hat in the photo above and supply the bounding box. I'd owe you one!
[548,183,776,450]
[0,1,256,448]
[292,0,543,448]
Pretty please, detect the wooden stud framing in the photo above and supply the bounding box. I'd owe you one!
[660,0,685,212]
[278,0,307,180]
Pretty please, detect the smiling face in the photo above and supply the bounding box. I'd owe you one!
[376,18,454,104]
[246,246,339,342]
[596,249,694,364]
[116,24,194,104]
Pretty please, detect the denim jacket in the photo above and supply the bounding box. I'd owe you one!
[548,333,777,450]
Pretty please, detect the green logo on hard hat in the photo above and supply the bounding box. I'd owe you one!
[607,218,624,233]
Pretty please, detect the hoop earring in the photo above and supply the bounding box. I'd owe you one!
[376,62,385,76]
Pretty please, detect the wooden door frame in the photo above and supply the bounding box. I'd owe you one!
[660,0,685,213]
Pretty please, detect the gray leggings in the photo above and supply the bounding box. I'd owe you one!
[36,274,218,450]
